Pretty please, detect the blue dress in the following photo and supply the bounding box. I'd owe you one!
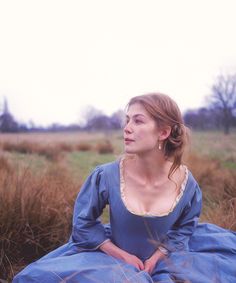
[13,160,236,283]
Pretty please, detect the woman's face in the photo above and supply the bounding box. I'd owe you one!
[124,102,160,155]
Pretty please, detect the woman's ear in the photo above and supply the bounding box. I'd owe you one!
[158,126,171,141]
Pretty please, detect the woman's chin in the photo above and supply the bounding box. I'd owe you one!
[124,147,139,154]
[124,148,135,154]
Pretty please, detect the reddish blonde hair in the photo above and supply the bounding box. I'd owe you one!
[127,93,189,178]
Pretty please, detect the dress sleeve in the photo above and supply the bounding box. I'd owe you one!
[160,184,202,254]
[70,166,110,250]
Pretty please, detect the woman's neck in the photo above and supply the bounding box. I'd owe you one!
[126,152,172,185]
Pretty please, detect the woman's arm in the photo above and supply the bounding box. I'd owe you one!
[71,166,110,250]
[71,166,144,270]
[161,183,202,253]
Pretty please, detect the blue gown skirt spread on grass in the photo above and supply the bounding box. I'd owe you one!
[13,160,236,283]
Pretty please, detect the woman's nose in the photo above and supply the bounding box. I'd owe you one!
[124,122,132,133]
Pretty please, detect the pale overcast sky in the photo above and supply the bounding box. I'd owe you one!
[0,0,236,126]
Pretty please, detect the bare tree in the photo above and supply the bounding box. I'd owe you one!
[209,74,236,134]
[80,105,104,128]
[0,97,18,132]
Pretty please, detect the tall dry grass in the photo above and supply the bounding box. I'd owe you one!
[96,140,114,154]
[186,154,236,230]
[1,139,115,160]
[1,141,64,161]
[0,155,80,281]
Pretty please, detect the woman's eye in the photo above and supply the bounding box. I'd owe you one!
[124,118,144,125]
[134,119,143,124]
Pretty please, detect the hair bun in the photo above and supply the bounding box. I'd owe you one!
[171,124,182,138]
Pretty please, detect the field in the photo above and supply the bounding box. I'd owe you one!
[0,130,236,282]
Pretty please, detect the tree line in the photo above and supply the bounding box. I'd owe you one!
[184,73,236,134]
[0,99,124,133]
[1,73,236,134]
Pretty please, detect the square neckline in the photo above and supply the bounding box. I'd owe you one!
[118,156,189,218]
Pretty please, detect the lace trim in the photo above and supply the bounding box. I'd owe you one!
[119,156,189,217]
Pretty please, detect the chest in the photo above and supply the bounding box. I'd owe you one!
[122,178,182,216]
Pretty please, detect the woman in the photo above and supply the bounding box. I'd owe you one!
[13,93,236,282]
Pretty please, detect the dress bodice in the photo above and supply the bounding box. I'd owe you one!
[104,159,201,261]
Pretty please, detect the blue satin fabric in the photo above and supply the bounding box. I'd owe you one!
[13,161,236,282]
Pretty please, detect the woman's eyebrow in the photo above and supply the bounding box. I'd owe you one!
[126,113,146,119]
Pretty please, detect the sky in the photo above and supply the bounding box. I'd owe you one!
[0,0,236,127]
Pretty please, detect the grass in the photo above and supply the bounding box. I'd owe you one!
[190,130,236,167]
[222,160,236,170]
[185,153,236,230]
[9,152,48,172]
[0,158,80,280]
[66,151,115,181]
[0,129,235,281]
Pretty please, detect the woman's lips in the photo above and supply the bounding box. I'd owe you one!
[124,138,134,144]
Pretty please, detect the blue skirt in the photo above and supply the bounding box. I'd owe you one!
[13,223,236,283]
